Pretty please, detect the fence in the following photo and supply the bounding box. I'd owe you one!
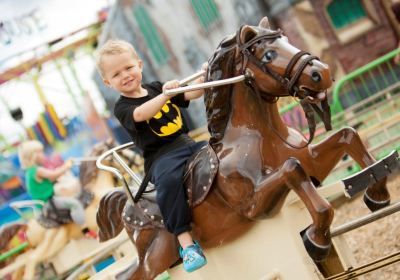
[280,48,400,183]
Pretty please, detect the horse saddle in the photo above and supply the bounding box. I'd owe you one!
[122,144,219,231]
[37,190,94,229]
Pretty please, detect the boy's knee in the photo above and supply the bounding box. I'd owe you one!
[155,172,181,190]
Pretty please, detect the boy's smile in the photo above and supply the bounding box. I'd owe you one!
[102,51,144,97]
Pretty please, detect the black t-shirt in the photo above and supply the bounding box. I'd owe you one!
[114,81,190,167]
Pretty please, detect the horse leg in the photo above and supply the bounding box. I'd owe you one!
[23,228,58,280]
[307,127,390,210]
[242,157,334,261]
[42,226,68,259]
[116,228,179,280]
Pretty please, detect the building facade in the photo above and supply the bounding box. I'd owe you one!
[94,0,400,130]
[94,0,269,130]
[294,0,399,73]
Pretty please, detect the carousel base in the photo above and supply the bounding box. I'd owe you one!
[167,185,353,280]
[91,182,359,280]
[49,231,132,275]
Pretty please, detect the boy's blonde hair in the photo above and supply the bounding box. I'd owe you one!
[96,39,139,77]
[18,140,44,169]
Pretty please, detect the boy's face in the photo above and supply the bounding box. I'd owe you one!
[35,150,45,165]
[102,51,143,96]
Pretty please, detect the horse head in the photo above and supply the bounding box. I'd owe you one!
[236,17,332,100]
[206,17,333,148]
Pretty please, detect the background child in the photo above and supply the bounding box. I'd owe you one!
[96,39,208,273]
[18,140,86,225]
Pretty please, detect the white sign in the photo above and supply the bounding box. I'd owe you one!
[0,0,111,66]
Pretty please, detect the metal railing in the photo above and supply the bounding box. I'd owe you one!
[331,48,400,114]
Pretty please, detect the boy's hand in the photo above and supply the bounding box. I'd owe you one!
[201,62,208,72]
[192,62,208,84]
[162,80,180,97]
[64,159,73,169]
[197,62,208,83]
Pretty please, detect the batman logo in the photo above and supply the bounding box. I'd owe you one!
[148,100,183,137]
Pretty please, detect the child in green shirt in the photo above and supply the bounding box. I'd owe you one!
[18,140,85,225]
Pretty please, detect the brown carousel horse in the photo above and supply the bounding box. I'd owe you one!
[1,139,138,280]
[0,223,28,269]
[96,17,390,280]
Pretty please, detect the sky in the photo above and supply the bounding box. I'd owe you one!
[0,0,114,146]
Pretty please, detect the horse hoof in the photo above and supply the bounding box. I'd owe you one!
[363,193,390,212]
[300,227,331,262]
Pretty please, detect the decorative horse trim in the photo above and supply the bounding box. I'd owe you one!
[122,196,165,231]
[342,150,399,198]
[184,144,219,207]
[97,187,164,238]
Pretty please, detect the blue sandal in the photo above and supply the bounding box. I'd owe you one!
[179,241,207,272]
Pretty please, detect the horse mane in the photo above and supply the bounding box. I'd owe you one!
[96,188,127,242]
[204,34,238,147]
[205,26,281,148]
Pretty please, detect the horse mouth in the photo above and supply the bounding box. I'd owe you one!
[298,86,327,103]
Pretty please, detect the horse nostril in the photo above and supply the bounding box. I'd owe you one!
[311,71,322,82]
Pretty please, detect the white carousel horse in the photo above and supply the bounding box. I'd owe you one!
[4,140,137,280]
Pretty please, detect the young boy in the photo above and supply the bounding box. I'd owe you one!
[96,39,207,272]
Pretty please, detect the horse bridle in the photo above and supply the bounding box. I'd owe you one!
[235,27,332,148]
[236,29,319,98]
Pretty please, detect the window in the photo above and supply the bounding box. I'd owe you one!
[133,5,169,65]
[190,0,220,31]
[326,0,376,44]
[327,0,367,29]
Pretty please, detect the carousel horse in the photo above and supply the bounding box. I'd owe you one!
[0,223,28,269]
[96,17,390,280]
[3,139,137,280]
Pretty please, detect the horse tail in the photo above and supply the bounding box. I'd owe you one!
[97,188,127,242]
[0,223,27,251]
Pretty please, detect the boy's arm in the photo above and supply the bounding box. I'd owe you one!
[36,160,72,182]
[133,80,179,122]
[183,76,205,100]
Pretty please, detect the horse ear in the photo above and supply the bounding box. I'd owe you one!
[239,25,258,44]
[259,17,270,29]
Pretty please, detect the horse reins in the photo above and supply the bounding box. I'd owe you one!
[235,27,331,148]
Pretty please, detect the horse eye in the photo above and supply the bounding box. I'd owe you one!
[262,50,277,63]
